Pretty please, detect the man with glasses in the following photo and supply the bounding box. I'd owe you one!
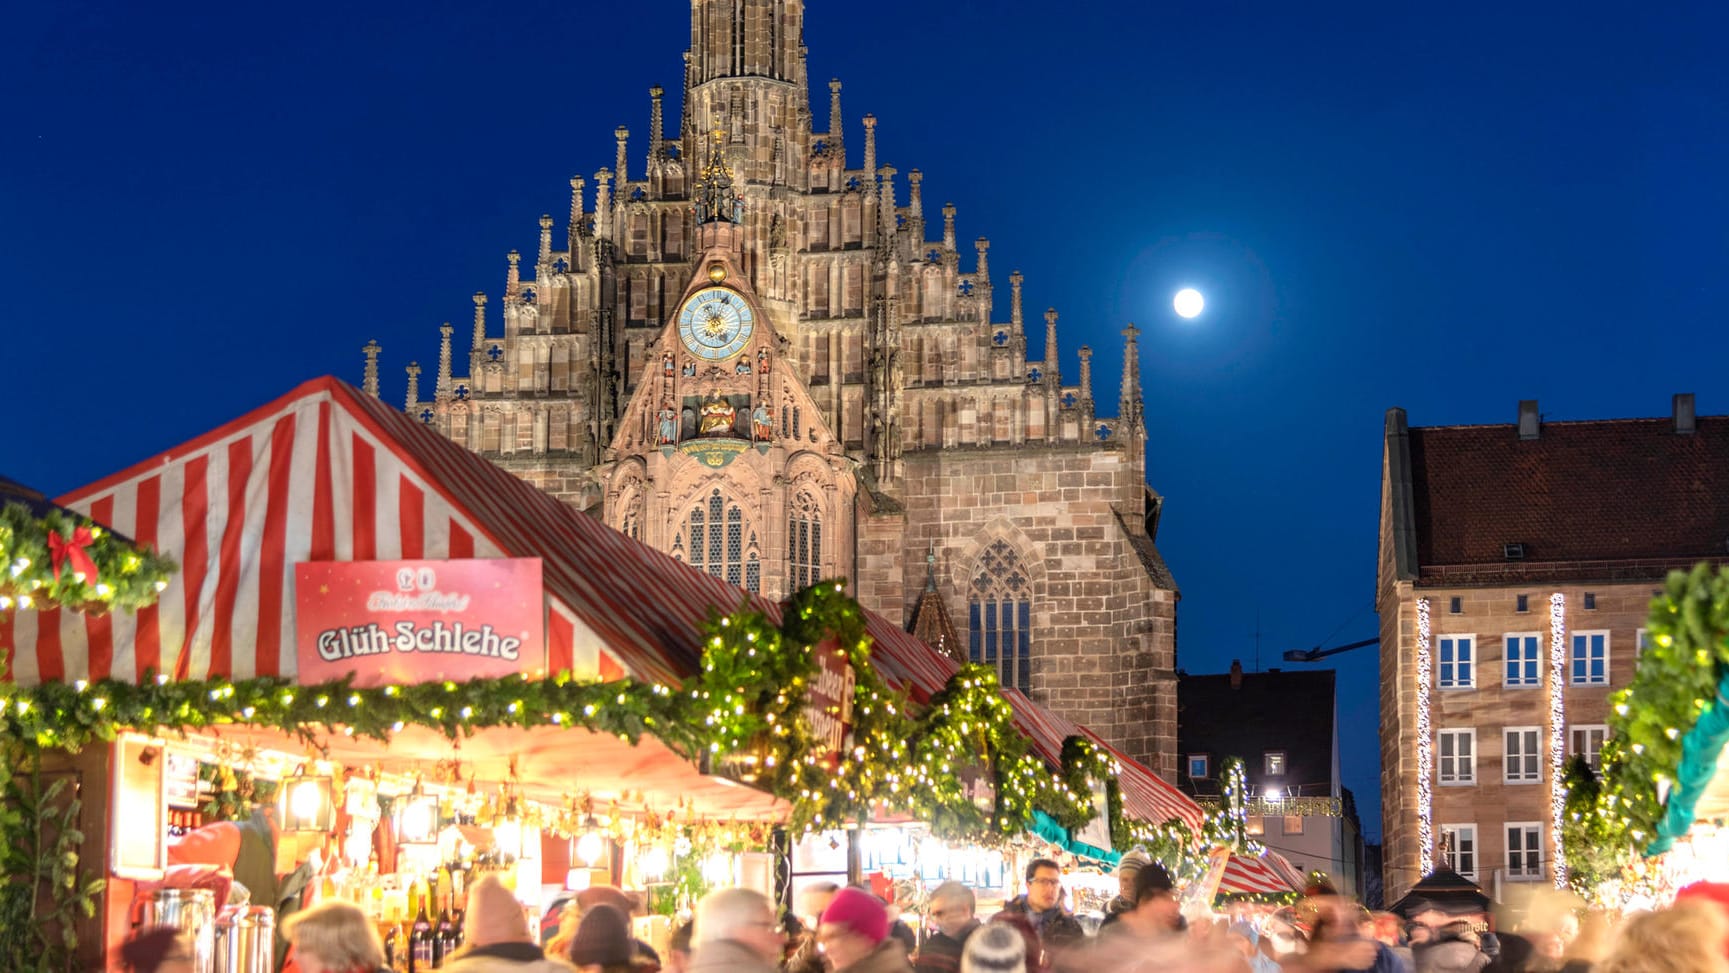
[914,881,980,973]
[689,888,787,973]
[993,859,1084,959]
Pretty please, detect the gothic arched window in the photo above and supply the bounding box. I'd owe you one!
[968,539,1032,692]
[678,489,760,592]
[788,490,822,592]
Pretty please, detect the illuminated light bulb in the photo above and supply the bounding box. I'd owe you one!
[290,779,323,823]
[576,830,606,866]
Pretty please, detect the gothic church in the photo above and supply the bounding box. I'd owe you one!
[384,0,1180,775]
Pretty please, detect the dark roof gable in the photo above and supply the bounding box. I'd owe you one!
[1406,415,1729,573]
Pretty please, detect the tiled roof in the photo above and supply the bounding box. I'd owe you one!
[908,585,964,665]
[1408,416,1729,578]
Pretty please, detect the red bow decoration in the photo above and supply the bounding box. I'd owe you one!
[47,526,99,586]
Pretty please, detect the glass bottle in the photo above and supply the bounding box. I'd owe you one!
[408,881,434,972]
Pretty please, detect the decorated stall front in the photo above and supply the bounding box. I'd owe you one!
[1,377,1205,971]
[1567,562,1729,909]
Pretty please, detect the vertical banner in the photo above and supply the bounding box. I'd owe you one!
[295,558,545,687]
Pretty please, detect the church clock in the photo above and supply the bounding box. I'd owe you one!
[676,287,755,361]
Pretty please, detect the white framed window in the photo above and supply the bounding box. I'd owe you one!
[1504,633,1541,688]
[1571,631,1609,685]
[1571,725,1608,773]
[1504,727,1541,784]
[1188,754,1209,779]
[1635,628,1650,658]
[1265,751,1287,776]
[1441,823,1477,879]
[1506,822,1543,880]
[1438,729,1476,785]
[1438,635,1476,688]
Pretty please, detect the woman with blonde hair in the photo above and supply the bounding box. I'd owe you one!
[282,899,388,973]
[1597,900,1729,973]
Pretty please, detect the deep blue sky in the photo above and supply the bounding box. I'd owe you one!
[7,2,1728,843]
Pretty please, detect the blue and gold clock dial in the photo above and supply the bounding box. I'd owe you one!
[677,287,754,361]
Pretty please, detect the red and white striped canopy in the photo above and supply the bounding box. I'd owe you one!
[1,376,1201,829]
[1219,850,1304,895]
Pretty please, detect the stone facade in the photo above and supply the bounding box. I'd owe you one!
[385,0,1180,777]
[1377,399,1729,901]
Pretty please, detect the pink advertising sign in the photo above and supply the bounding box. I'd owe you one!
[294,558,545,687]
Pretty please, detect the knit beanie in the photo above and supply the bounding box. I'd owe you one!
[1115,851,1151,881]
[961,922,1027,973]
[820,888,890,945]
[466,874,532,947]
[1132,863,1175,903]
[571,903,634,967]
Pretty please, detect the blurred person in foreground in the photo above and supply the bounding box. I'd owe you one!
[994,859,1085,957]
[917,881,982,973]
[689,888,786,973]
[1100,853,1153,931]
[118,926,197,973]
[664,921,694,973]
[788,882,844,973]
[1291,888,1406,973]
[569,903,637,973]
[960,923,1028,973]
[443,874,572,973]
[282,899,389,973]
[819,887,915,973]
[1596,899,1729,973]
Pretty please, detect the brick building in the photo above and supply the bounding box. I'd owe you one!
[1376,395,1729,899]
[370,0,1179,773]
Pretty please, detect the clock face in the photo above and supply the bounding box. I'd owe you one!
[677,287,754,361]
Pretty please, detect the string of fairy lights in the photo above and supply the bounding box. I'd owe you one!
[1415,597,1433,875]
[1548,592,1569,888]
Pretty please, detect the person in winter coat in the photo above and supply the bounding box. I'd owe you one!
[992,860,1084,960]
[818,888,915,973]
[688,888,786,973]
[282,900,389,973]
[442,874,575,973]
[569,904,637,973]
[915,882,981,973]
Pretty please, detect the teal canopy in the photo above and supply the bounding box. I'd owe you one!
[1647,670,1729,855]
[1031,810,1120,866]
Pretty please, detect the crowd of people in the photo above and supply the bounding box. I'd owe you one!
[116,855,1729,973]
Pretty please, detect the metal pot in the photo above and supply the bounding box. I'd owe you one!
[220,905,275,973]
[139,888,217,973]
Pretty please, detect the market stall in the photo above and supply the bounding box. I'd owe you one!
[1569,563,1729,908]
[0,377,1208,971]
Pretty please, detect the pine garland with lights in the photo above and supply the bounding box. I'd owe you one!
[1590,562,1729,858]
[0,501,176,615]
[0,578,1204,966]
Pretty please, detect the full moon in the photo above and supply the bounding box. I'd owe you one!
[1173,288,1205,319]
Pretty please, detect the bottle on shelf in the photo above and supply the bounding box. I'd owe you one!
[408,881,434,973]
[382,924,399,969]
[435,889,457,962]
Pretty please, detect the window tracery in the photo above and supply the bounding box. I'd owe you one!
[968,539,1032,692]
[788,489,823,592]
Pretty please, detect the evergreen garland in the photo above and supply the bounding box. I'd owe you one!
[0,502,176,615]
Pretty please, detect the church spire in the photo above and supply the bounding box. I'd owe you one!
[878,165,896,246]
[828,79,843,140]
[471,293,487,354]
[907,169,924,242]
[1120,322,1144,425]
[649,86,665,160]
[404,362,422,413]
[862,114,877,175]
[505,250,520,299]
[435,324,454,401]
[688,0,804,84]
[1010,271,1023,332]
[1078,345,1093,403]
[594,169,613,238]
[361,339,382,398]
[614,127,630,186]
[537,215,554,269]
[1044,308,1060,381]
[908,543,964,664]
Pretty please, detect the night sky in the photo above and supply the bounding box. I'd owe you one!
[7,2,1728,843]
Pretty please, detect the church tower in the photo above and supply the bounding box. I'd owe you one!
[390,3,1182,777]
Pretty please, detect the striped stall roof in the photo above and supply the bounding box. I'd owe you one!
[1219,851,1301,895]
[1003,687,1204,830]
[1,376,1200,831]
[2,377,772,687]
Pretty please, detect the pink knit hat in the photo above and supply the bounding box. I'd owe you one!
[466,875,532,947]
[820,888,890,944]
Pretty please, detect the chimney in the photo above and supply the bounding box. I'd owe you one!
[1674,393,1696,435]
[1517,399,1540,440]
[1229,659,1244,690]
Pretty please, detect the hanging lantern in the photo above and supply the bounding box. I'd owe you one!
[398,779,439,845]
[575,815,607,867]
[278,767,335,833]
